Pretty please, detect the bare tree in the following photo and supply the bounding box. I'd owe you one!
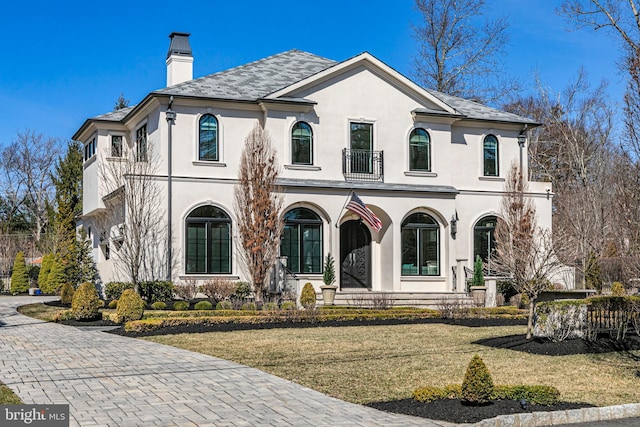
[0,130,60,242]
[234,124,283,305]
[98,142,171,290]
[493,165,563,339]
[413,0,519,104]
[503,71,616,284]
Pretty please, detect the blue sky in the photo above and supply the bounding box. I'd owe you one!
[0,0,627,147]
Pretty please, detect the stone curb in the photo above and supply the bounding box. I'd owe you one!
[473,402,640,426]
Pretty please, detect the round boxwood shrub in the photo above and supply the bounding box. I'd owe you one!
[173,300,189,311]
[71,282,102,321]
[300,282,316,309]
[108,300,118,309]
[263,302,279,311]
[115,289,145,323]
[151,301,167,310]
[241,302,257,311]
[461,354,494,404]
[216,300,233,310]
[281,301,296,310]
[194,300,213,310]
[60,283,75,306]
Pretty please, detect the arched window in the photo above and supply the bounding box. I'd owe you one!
[185,205,231,274]
[280,208,322,273]
[483,134,499,176]
[473,215,497,267]
[409,128,431,171]
[199,114,219,161]
[291,122,313,165]
[401,212,439,276]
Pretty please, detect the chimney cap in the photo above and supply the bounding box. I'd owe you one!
[167,32,192,59]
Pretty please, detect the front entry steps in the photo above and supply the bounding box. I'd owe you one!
[319,291,475,309]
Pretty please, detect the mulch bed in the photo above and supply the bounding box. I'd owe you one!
[367,398,594,424]
[475,333,640,355]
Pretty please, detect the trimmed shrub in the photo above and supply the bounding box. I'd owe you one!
[216,300,233,310]
[10,251,29,294]
[52,309,74,322]
[115,289,145,323]
[234,281,253,299]
[37,253,54,291]
[60,283,75,306]
[534,300,587,341]
[461,354,494,404]
[241,302,257,311]
[151,301,167,310]
[138,281,174,303]
[281,301,296,310]
[44,260,66,295]
[472,255,485,287]
[611,281,625,296]
[263,302,279,311]
[194,301,213,310]
[71,282,102,321]
[300,282,316,309]
[200,278,236,302]
[104,282,134,300]
[108,300,118,309]
[173,301,189,311]
[492,385,560,406]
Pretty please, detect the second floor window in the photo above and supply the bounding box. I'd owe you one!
[111,135,123,157]
[199,114,218,161]
[84,138,96,161]
[409,128,431,171]
[136,125,147,162]
[291,122,313,165]
[483,135,499,176]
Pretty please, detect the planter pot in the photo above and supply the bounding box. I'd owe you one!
[469,286,487,306]
[320,285,338,305]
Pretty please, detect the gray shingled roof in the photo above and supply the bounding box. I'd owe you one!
[86,49,535,126]
[426,90,538,125]
[154,49,336,101]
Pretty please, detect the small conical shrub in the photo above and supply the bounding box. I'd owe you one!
[299,282,316,309]
[10,251,29,294]
[115,289,145,323]
[472,255,485,287]
[461,354,494,404]
[71,282,102,321]
[60,283,75,306]
[44,260,66,295]
[38,253,53,290]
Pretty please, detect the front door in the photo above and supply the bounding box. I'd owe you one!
[340,220,372,289]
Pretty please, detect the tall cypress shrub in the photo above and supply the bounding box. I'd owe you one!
[38,253,53,290]
[10,251,29,293]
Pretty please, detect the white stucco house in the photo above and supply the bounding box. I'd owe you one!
[74,32,554,303]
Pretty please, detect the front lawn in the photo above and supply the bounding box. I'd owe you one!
[0,382,22,404]
[144,323,640,407]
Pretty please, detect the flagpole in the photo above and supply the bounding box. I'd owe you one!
[335,189,354,228]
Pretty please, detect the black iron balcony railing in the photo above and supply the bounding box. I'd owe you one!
[342,149,384,182]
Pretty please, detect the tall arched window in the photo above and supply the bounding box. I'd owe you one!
[199,114,219,161]
[291,122,313,165]
[401,212,439,276]
[280,208,322,273]
[483,134,499,176]
[409,128,431,171]
[473,215,497,267]
[185,205,231,274]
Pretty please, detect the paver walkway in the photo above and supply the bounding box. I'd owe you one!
[0,296,454,427]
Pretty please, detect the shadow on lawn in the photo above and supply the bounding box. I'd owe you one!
[475,334,640,356]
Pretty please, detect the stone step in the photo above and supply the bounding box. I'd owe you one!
[317,291,475,309]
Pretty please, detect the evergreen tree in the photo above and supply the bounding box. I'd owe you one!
[584,251,603,292]
[67,229,98,286]
[37,253,53,290]
[472,255,485,287]
[45,259,66,294]
[10,251,29,293]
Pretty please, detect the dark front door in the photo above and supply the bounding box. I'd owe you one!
[340,220,372,289]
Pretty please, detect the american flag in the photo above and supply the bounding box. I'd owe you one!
[346,192,383,232]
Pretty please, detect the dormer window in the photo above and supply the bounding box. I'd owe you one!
[199,114,219,161]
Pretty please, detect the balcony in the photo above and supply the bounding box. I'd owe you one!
[342,149,384,182]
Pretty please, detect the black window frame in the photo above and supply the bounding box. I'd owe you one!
[401,212,440,276]
[136,124,148,162]
[291,121,313,165]
[280,207,323,274]
[483,134,499,176]
[185,205,232,274]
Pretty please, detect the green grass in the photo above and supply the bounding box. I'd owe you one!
[144,323,640,406]
[0,382,22,404]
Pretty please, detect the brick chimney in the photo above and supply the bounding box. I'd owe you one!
[166,32,193,87]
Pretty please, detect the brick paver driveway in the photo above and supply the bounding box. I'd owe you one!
[0,296,451,427]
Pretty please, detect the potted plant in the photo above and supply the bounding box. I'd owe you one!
[320,254,338,305]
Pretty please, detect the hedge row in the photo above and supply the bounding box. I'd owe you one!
[412,384,560,406]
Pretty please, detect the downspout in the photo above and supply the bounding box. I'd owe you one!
[166,96,176,281]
